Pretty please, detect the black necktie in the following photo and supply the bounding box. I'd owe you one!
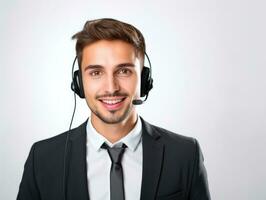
[101,142,127,200]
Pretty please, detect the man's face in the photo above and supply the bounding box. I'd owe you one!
[81,40,141,124]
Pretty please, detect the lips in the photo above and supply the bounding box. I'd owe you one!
[98,97,126,110]
[101,99,124,105]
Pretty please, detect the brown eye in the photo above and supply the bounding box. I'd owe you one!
[117,68,132,76]
[90,70,102,76]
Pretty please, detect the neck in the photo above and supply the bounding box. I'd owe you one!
[91,112,138,144]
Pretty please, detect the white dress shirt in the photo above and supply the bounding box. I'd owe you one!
[86,116,143,200]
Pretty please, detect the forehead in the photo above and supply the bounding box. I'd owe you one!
[81,40,139,69]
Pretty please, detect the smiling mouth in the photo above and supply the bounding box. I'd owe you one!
[100,98,125,105]
[98,97,127,109]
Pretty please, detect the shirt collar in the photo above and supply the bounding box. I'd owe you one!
[86,116,142,152]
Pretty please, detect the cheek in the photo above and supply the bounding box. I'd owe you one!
[120,76,140,94]
[83,79,99,98]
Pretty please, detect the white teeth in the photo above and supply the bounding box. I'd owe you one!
[102,99,123,105]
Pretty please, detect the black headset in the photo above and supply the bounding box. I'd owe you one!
[70,52,153,101]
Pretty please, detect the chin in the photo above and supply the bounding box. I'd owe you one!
[93,103,134,124]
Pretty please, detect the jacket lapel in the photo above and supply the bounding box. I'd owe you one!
[65,120,90,200]
[140,118,165,200]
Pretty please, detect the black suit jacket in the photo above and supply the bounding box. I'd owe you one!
[17,117,211,200]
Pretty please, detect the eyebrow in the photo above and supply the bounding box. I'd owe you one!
[84,63,135,71]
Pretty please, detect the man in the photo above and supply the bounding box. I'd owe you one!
[17,18,211,200]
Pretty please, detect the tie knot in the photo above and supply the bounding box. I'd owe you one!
[101,142,127,164]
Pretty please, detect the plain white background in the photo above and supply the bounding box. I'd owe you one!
[1,0,265,199]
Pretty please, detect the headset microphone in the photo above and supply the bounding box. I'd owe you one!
[132,99,143,105]
[132,91,150,105]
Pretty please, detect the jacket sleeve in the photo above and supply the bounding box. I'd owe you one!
[189,139,211,200]
[17,143,41,200]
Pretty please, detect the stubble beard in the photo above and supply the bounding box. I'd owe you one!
[90,101,133,124]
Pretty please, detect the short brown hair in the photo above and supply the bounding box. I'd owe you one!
[72,18,146,67]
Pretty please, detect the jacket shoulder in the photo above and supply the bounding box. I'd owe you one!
[32,120,87,155]
[146,121,197,147]
[141,119,201,161]
[34,130,68,147]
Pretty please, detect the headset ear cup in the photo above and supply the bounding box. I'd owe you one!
[141,66,153,97]
[71,70,85,98]
[77,70,85,98]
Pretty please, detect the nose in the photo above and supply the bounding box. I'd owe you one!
[104,74,120,94]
